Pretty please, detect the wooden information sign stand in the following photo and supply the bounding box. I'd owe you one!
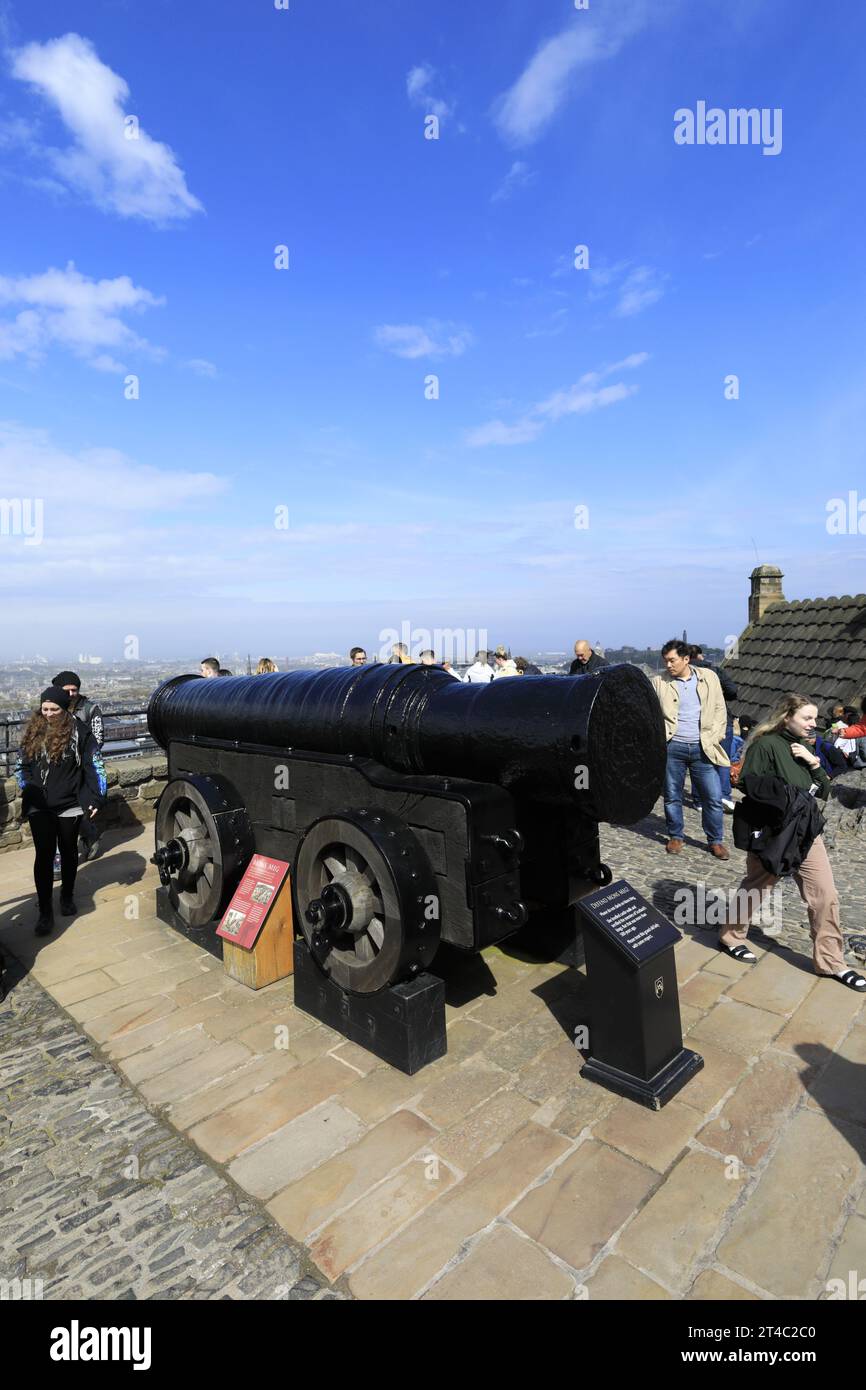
[216,854,294,990]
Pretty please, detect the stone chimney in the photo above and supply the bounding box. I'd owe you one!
[748,564,785,625]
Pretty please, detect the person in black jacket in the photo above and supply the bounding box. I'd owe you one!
[569,640,607,676]
[53,670,104,862]
[717,692,865,990]
[690,646,738,811]
[16,687,107,937]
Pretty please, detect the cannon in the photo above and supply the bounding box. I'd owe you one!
[147,662,665,1001]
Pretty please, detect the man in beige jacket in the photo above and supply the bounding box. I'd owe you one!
[651,640,730,858]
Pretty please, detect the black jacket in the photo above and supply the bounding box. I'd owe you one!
[733,773,825,876]
[70,695,104,748]
[569,652,608,676]
[694,659,738,706]
[16,721,108,816]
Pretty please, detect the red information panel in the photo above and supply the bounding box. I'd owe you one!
[216,854,291,950]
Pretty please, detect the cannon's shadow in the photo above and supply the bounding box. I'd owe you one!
[433,944,500,1006]
[433,910,589,1042]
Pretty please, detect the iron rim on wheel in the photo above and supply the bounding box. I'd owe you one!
[294,807,439,994]
[153,775,252,929]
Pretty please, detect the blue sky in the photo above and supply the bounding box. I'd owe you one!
[0,0,864,662]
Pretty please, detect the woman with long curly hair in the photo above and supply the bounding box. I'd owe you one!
[718,692,865,990]
[16,687,107,937]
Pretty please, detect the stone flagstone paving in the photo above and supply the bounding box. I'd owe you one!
[0,801,864,1300]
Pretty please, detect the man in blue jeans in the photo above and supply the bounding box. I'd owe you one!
[651,640,730,859]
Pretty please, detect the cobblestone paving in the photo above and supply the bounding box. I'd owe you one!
[601,794,866,965]
[0,959,338,1300]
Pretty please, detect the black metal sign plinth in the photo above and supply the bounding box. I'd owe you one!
[582,1047,704,1110]
[577,878,703,1110]
[292,940,447,1074]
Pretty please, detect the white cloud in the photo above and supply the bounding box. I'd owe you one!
[10,33,202,223]
[614,265,665,317]
[464,419,544,448]
[184,357,218,378]
[537,380,637,422]
[0,261,164,371]
[0,421,226,514]
[574,259,666,317]
[525,307,569,340]
[374,321,472,360]
[492,1,659,146]
[465,352,648,447]
[491,160,534,203]
[406,64,453,122]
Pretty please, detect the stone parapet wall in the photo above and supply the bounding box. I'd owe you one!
[0,755,167,853]
[821,768,866,847]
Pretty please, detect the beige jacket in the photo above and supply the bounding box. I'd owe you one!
[650,666,730,766]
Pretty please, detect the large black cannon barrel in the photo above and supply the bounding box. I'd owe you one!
[148,663,665,824]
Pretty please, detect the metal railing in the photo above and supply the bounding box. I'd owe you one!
[0,707,159,775]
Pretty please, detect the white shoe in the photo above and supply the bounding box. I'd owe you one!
[722,798,736,813]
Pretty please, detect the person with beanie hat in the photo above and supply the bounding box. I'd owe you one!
[15,688,107,936]
[53,670,105,861]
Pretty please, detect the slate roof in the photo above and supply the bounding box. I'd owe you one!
[722,594,866,721]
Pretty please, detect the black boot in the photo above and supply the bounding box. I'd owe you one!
[60,897,77,916]
[35,911,54,937]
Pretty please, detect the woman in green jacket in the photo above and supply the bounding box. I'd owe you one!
[718,693,865,990]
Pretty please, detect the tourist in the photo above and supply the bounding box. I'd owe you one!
[440,661,460,678]
[729,716,753,787]
[256,658,278,673]
[15,687,107,937]
[690,645,738,813]
[811,729,851,777]
[826,698,866,767]
[53,670,105,863]
[831,695,866,741]
[349,647,367,666]
[388,643,413,664]
[650,640,730,858]
[218,668,232,677]
[419,650,437,666]
[492,645,519,679]
[717,693,865,990]
[569,640,608,676]
[515,656,542,675]
[462,650,494,683]
[200,658,220,678]
[822,700,846,735]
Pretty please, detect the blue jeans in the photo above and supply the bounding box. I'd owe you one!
[717,717,734,799]
[664,739,724,844]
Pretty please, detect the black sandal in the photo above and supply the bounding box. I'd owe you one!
[719,943,757,963]
[835,969,866,991]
